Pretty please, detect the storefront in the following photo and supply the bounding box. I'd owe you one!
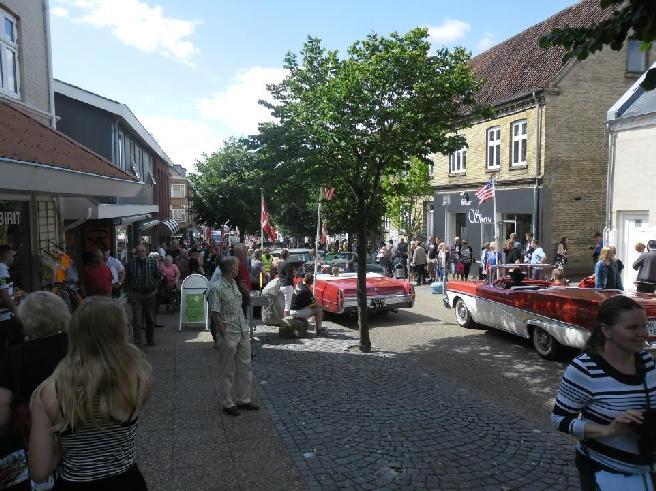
[432,186,541,252]
[0,199,31,290]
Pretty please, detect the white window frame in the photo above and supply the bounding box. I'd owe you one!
[171,207,186,222]
[511,120,527,166]
[627,39,648,73]
[486,126,501,169]
[449,147,467,174]
[0,8,19,98]
[171,183,186,198]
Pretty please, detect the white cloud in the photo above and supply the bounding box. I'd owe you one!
[426,18,470,44]
[196,66,287,136]
[475,33,496,53]
[51,6,69,18]
[59,0,200,64]
[140,115,225,172]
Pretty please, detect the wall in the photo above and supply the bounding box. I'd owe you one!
[543,43,656,274]
[1,0,50,123]
[431,103,545,189]
[54,93,114,160]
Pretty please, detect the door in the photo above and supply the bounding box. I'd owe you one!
[620,212,652,290]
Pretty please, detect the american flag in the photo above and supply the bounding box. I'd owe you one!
[475,178,495,204]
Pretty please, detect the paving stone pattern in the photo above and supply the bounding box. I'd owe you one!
[253,323,580,490]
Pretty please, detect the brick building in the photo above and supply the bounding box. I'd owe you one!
[430,0,656,275]
[170,164,192,240]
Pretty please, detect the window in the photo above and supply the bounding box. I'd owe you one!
[448,147,467,173]
[429,161,434,177]
[171,183,185,198]
[627,39,648,73]
[511,120,527,166]
[37,200,58,255]
[487,126,501,169]
[171,207,186,222]
[0,8,19,97]
[116,131,124,169]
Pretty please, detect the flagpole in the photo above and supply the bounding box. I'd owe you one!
[260,189,264,249]
[313,188,322,294]
[492,177,499,279]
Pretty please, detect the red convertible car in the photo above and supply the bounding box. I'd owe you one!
[312,272,415,314]
[444,264,656,359]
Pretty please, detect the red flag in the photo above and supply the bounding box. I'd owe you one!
[320,222,327,245]
[324,187,335,201]
[261,196,277,241]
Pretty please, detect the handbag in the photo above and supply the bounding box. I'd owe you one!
[455,262,465,275]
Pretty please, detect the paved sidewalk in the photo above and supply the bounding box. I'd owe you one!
[137,311,579,490]
[135,312,306,491]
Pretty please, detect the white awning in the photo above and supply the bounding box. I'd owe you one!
[61,198,159,220]
[0,158,142,197]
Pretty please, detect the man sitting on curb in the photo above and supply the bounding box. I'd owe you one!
[290,274,326,336]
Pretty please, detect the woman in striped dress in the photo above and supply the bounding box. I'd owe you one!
[28,296,153,490]
[552,295,656,490]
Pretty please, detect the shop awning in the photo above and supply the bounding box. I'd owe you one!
[161,218,179,235]
[139,219,160,231]
[62,198,159,220]
[0,102,141,197]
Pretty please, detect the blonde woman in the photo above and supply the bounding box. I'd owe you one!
[594,247,623,290]
[29,296,152,489]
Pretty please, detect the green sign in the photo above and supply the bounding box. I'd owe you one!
[183,293,205,323]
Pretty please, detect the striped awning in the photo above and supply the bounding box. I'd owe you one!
[161,218,179,235]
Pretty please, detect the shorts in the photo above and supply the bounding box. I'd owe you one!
[280,285,294,311]
[290,307,312,318]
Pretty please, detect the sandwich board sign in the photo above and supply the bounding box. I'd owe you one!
[179,274,209,332]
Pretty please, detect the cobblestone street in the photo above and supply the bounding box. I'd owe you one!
[253,322,578,490]
[137,287,580,490]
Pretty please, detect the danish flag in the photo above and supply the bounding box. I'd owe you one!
[324,187,335,201]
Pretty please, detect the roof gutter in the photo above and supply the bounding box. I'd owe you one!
[43,0,56,128]
[604,121,617,240]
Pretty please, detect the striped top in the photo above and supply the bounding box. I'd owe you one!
[57,399,138,482]
[552,351,656,475]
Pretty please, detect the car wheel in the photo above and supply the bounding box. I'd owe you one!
[454,298,474,328]
[532,326,563,360]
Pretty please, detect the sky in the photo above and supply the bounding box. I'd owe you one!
[50,0,575,172]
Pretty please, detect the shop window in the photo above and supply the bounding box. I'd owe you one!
[0,200,30,289]
[511,120,527,166]
[37,200,59,254]
[0,8,19,97]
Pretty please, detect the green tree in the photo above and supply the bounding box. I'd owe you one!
[188,138,263,234]
[539,0,656,90]
[382,157,433,240]
[259,28,489,351]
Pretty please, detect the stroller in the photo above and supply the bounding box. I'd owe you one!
[392,256,407,279]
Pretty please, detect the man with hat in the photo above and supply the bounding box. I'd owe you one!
[633,239,656,293]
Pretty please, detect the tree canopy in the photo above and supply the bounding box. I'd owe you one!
[258,28,490,351]
[540,0,656,90]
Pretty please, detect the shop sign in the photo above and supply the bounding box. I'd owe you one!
[183,293,205,323]
[0,211,21,226]
[468,208,493,224]
[460,198,471,206]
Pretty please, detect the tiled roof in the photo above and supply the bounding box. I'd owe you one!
[470,0,616,106]
[0,101,137,181]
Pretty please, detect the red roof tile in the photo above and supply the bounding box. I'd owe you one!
[0,101,137,181]
[470,0,616,106]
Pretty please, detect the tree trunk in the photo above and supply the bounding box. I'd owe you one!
[356,215,371,353]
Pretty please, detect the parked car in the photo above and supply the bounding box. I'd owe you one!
[444,264,656,360]
[272,248,314,276]
[313,272,415,314]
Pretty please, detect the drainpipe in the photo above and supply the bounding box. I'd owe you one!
[605,123,616,241]
[43,0,56,128]
[532,91,542,238]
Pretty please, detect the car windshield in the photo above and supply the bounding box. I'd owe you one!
[289,253,312,262]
